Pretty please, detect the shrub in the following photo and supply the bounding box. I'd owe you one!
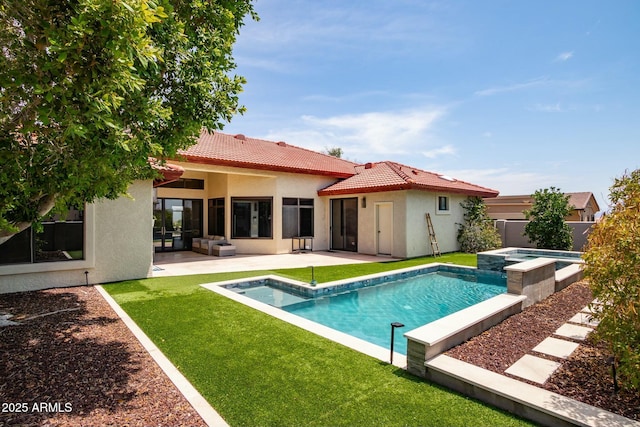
[457,197,502,253]
[583,169,640,390]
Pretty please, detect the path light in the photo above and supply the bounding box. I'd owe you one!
[390,321,405,365]
[309,266,317,286]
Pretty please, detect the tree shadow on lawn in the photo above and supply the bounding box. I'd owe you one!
[0,290,142,425]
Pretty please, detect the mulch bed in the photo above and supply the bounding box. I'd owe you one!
[1,280,638,425]
[447,280,640,421]
[0,287,207,427]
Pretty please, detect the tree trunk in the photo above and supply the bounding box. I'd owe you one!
[0,195,57,246]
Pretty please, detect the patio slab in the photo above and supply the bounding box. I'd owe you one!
[555,323,593,341]
[505,354,561,384]
[532,337,579,359]
[570,312,600,327]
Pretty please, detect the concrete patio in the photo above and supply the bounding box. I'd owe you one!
[152,250,388,277]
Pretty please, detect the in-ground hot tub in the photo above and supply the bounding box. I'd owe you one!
[477,247,584,272]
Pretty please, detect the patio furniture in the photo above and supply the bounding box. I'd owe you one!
[211,243,236,257]
[291,236,313,253]
[192,235,227,255]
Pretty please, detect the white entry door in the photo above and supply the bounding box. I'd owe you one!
[376,203,393,255]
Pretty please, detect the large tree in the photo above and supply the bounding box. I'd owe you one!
[0,0,256,244]
[523,187,574,250]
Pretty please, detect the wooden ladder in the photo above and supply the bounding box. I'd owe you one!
[425,213,441,257]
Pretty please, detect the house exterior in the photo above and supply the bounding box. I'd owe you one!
[484,192,601,221]
[1,131,498,293]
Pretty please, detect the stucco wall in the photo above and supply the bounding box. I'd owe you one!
[495,220,594,251]
[320,190,466,259]
[405,191,466,257]
[91,180,153,283]
[0,181,153,294]
[340,192,408,258]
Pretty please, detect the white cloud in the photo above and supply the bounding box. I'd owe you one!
[235,1,463,72]
[556,51,574,62]
[261,106,451,161]
[422,145,456,159]
[439,168,561,195]
[474,77,550,96]
[530,103,565,113]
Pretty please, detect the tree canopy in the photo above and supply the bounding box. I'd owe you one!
[523,187,573,250]
[584,169,640,390]
[0,0,257,244]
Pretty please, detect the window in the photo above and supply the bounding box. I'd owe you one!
[282,198,314,238]
[208,198,225,236]
[437,196,450,213]
[0,207,84,265]
[232,198,272,238]
[158,178,205,189]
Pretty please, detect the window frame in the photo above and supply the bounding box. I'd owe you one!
[0,204,95,276]
[436,195,450,214]
[231,197,273,239]
[282,197,314,238]
[207,198,225,236]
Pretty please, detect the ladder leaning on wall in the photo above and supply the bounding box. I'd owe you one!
[425,213,441,257]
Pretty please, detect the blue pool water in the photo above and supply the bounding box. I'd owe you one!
[232,270,506,355]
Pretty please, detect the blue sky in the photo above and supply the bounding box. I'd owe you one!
[223,0,640,211]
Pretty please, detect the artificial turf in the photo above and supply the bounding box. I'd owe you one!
[104,253,533,426]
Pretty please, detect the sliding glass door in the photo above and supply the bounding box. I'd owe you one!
[330,198,358,252]
[153,198,203,252]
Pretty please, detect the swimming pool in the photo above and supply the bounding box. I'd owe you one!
[217,266,506,355]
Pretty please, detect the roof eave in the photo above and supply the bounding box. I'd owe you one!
[183,155,354,178]
[318,183,412,196]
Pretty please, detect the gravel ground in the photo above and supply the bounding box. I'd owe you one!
[0,286,206,427]
[447,280,639,421]
[1,280,638,426]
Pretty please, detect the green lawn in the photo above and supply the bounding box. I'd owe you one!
[104,253,533,426]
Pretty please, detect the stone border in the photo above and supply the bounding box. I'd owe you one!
[95,286,229,427]
[425,355,639,427]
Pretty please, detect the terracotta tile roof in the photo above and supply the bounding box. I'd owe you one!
[176,131,498,197]
[178,131,357,177]
[150,159,184,187]
[318,161,499,198]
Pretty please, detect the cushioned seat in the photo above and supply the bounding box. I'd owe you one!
[192,235,226,255]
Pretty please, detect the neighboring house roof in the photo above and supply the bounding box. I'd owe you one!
[567,192,600,211]
[484,192,601,219]
[179,131,357,178]
[317,161,500,198]
[484,192,600,211]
